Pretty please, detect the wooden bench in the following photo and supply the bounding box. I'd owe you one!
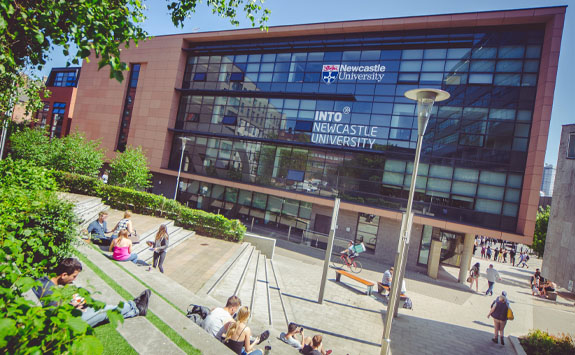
[335,269,375,296]
[546,291,558,301]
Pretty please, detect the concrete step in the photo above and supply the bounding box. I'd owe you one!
[209,244,256,303]
[78,203,109,228]
[132,223,180,255]
[138,229,196,262]
[251,253,272,326]
[75,249,185,355]
[77,242,234,355]
[269,259,295,329]
[236,250,261,318]
[198,242,251,296]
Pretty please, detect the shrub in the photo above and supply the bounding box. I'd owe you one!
[8,128,105,177]
[0,159,113,354]
[54,170,245,242]
[108,146,152,190]
[520,330,575,355]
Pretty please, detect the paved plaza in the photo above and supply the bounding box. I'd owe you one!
[269,242,575,355]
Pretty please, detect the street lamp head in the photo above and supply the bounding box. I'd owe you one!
[404,88,450,136]
[179,136,190,149]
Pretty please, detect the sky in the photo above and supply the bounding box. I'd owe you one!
[43,0,574,166]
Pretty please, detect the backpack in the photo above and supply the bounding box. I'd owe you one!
[526,255,530,261]
[186,304,210,327]
[402,297,413,310]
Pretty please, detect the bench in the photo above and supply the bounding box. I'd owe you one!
[335,269,375,296]
[377,282,407,297]
[546,291,558,301]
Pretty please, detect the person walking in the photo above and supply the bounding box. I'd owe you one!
[469,262,480,292]
[148,224,169,273]
[486,246,492,260]
[519,253,530,268]
[481,246,486,259]
[510,249,516,266]
[487,295,509,345]
[485,264,502,296]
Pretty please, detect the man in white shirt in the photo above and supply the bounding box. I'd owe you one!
[203,295,241,339]
[382,267,394,287]
[485,264,502,296]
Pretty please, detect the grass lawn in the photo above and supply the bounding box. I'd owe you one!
[76,252,201,355]
[93,322,138,355]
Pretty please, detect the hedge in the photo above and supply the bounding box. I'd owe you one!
[520,330,575,355]
[53,171,246,242]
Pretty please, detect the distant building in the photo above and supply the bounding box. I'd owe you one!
[540,163,555,197]
[32,67,81,139]
[542,124,575,292]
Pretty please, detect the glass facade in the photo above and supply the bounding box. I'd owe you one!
[169,25,544,232]
[117,64,141,152]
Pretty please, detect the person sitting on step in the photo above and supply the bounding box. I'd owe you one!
[32,257,151,328]
[203,295,242,339]
[110,229,139,263]
[280,322,306,350]
[300,335,331,355]
[110,210,135,239]
[85,211,113,245]
[222,306,269,355]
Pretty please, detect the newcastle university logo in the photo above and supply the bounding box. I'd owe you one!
[322,65,339,85]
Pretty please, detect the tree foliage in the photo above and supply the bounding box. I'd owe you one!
[108,146,152,190]
[0,158,119,354]
[1,0,269,122]
[532,205,550,258]
[9,128,105,177]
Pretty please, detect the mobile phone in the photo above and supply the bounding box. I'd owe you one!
[299,327,304,332]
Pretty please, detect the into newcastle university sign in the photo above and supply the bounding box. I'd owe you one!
[311,110,377,149]
[322,64,386,84]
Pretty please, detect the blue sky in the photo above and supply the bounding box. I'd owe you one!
[44,0,573,166]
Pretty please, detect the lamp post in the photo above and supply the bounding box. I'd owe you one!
[174,136,191,200]
[381,88,449,355]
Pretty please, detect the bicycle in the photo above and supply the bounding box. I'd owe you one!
[331,253,363,273]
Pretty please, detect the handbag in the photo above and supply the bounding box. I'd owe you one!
[507,307,514,320]
[129,230,140,244]
[466,276,472,283]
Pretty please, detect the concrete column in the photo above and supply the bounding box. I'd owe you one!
[458,233,476,283]
[427,240,442,279]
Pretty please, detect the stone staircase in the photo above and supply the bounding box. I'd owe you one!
[66,192,297,354]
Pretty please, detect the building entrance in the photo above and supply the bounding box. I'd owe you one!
[440,231,464,267]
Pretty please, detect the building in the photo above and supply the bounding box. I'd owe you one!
[33,67,81,138]
[540,163,555,196]
[542,124,575,292]
[72,7,566,279]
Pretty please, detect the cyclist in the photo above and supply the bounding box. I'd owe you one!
[340,240,358,265]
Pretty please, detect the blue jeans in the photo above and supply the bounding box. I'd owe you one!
[241,349,263,355]
[81,300,139,327]
[486,281,494,295]
[117,253,138,263]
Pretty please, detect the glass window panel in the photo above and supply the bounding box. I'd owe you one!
[399,61,422,72]
[470,61,495,72]
[418,225,433,265]
[524,60,539,73]
[361,50,380,60]
[342,51,360,61]
[406,162,429,176]
[469,73,493,84]
[502,203,518,217]
[451,181,476,196]
[398,73,419,82]
[382,171,404,185]
[475,199,502,214]
[392,104,415,116]
[494,74,521,86]
[489,109,515,120]
[569,134,575,158]
[385,159,406,172]
[512,138,528,151]
[259,73,273,82]
[444,73,467,85]
[463,107,488,120]
[267,196,283,213]
[521,74,537,86]
[438,106,462,119]
[526,45,541,59]
[402,49,423,59]
[507,174,523,188]
[498,45,525,58]
[517,110,532,122]
[422,60,445,72]
[453,167,479,182]
[211,185,225,200]
[459,134,484,147]
[300,100,316,110]
[479,171,506,186]
[515,123,530,137]
[445,60,469,72]
[447,48,471,59]
[299,202,312,219]
[427,178,451,193]
[477,185,504,200]
[238,190,252,206]
[472,47,497,59]
[283,198,299,216]
[424,49,446,59]
[252,192,267,209]
[505,188,520,203]
[496,60,522,72]
[261,53,276,62]
[308,52,324,61]
[420,73,443,83]
[429,165,453,179]
[225,188,238,203]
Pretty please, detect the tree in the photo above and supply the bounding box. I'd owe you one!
[9,128,105,177]
[1,0,270,122]
[108,146,152,190]
[532,205,550,257]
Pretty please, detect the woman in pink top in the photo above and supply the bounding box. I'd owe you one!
[110,230,138,263]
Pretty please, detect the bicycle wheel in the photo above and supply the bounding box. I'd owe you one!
[350,260,363,273]
[331,255,344,269]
